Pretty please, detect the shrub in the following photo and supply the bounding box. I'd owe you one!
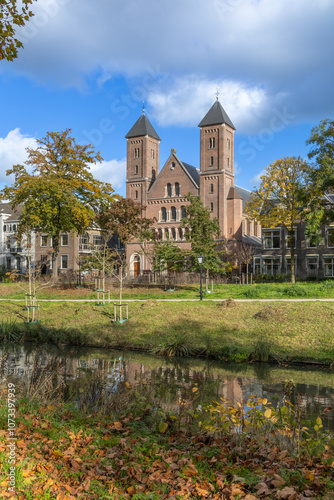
[245,286,260,298]
[219,344,249,362]
[152,334,197,357]
[283,284,307,297]
[320,280,334,291]
[251,340,271,362]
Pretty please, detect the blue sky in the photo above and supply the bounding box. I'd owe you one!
[1,0,333,197]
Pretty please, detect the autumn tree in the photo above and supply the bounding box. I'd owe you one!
[304,119,334,236]
[96,198,152,304]
[1,129,116,277]
[245,157,310,283]
[225,239,259,283]
[182,195,225,286]
[0,0,36,61]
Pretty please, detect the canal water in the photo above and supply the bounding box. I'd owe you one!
[1,343,333,428]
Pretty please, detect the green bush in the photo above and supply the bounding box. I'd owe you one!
[320,280,334,291]
[245,286,260,298]
[283,285,307,297]
[251,340,271,362]
[219,344,249,362]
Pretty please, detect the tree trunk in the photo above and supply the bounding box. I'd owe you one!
[289,227,296,284]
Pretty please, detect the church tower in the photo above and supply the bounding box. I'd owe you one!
[125,112,161,208]
[198,98,235,238]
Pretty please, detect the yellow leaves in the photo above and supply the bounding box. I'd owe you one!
[158,421,168,434]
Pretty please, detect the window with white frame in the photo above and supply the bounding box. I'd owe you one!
[171,206,177,221]
[254,257,261,275]
[306,256,318,274]
[41,235,48,247]
[167,183,172,196]
[61,234,68,246]
[61,255,68,269]
[262,257,281,275]
[286,228,297,249]
[175,182,180,196]
[93,235,103,246]
[171,228,176,240]
[324,256,334,277]
[161,207,167,222]
[209,137,215,149]
[181,206,187,219]
[263,229,280,249]
[327,227,334,247]
[178,228,183,240]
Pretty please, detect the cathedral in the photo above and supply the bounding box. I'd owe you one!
[125,98,261,276]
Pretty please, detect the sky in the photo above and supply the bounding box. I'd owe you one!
[0,0,333,197]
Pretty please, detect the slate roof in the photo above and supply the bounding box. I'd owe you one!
[0,203,22,220]
[181,162,200,188]
[227,185,252,211]
[125,114,161,141]
[242,234,262,247]
[198,100,236,129]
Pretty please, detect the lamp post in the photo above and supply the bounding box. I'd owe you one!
[198,254,203,301]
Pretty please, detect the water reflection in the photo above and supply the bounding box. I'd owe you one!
[1,343,333,427]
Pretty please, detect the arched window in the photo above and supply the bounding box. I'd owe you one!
[178,228,183,240]
[3,225,6,232]
[227,139,230,150]
[13,224,16,231]
[161,207,167,222]
[171,228,176,240]
[165,228,169,239]
[135,148,140,158]
[167,183,172,196]
[227,158,230,168]
[171,206,176,221]
[210,202,214,212]
[135,190,138,199]
[210,156,214,166]
[135,165,139,174]
[210,183,214,193]
[210,137,215,149]
[181,206,187,219]
[175,182,180,196]
[158,228,163,240]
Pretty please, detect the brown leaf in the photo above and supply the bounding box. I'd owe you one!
[276,486,298,499]
[272,474,286,488]
[254,482,271,496]
[82,478,91,492]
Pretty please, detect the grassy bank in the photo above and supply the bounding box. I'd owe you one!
[2,279,334,300]
[0,381,333,499]
[1,300,334,365]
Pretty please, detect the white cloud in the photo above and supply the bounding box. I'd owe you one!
[0,129,37,185]
[147,77,273,133]
[90,159,127,191]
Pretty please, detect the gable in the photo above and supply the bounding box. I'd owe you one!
[147,153,199,200]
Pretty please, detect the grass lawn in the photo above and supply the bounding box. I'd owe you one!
[2,280,334,300]
[1,299,333,364]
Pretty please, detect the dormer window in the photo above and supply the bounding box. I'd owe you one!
[209,138,215,149]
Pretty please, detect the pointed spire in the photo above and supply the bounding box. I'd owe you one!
[125,113,161,141]
[198,100,235,129]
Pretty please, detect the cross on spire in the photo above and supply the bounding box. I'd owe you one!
[216,87,220,100]
[142,101,145,114]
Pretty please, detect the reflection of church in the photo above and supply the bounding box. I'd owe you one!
[125,98,261,275]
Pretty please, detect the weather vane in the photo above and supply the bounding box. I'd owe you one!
[216,87,220,100]
[142,101,145,114]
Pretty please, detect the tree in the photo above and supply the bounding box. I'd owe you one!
[245,156,310,284]
[152,239,187,288]
[182,195,225,286]
[1,129,116,277]
[225,239,259,283]
[304,119,334,235]
[0,0,36,61]
[96,198,152,305]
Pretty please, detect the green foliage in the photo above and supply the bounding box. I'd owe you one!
[283,284,308,297]
[320,279,334,291]
[182,194,226,275]
[0,317,22,342]
[1,129,116,274]
[251,340,271,362]
[152,239,187,276]
[245,286,260,298]
[246,157,311,283]
[152,333,197,357]
[219,344,249,362]
[0,0,36,61]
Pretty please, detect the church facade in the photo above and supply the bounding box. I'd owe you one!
[125,99,261,276]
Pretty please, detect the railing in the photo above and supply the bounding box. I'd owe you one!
[10,247,23,253]
[78,244,91,252]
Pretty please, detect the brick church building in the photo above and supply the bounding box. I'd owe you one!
[125,98,261,276]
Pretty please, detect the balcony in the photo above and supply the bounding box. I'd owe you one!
[79,244,91,253]
[10,247,23,254]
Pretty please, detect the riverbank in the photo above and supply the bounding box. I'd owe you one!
[1,300,334,365]
[0,390,333,499]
